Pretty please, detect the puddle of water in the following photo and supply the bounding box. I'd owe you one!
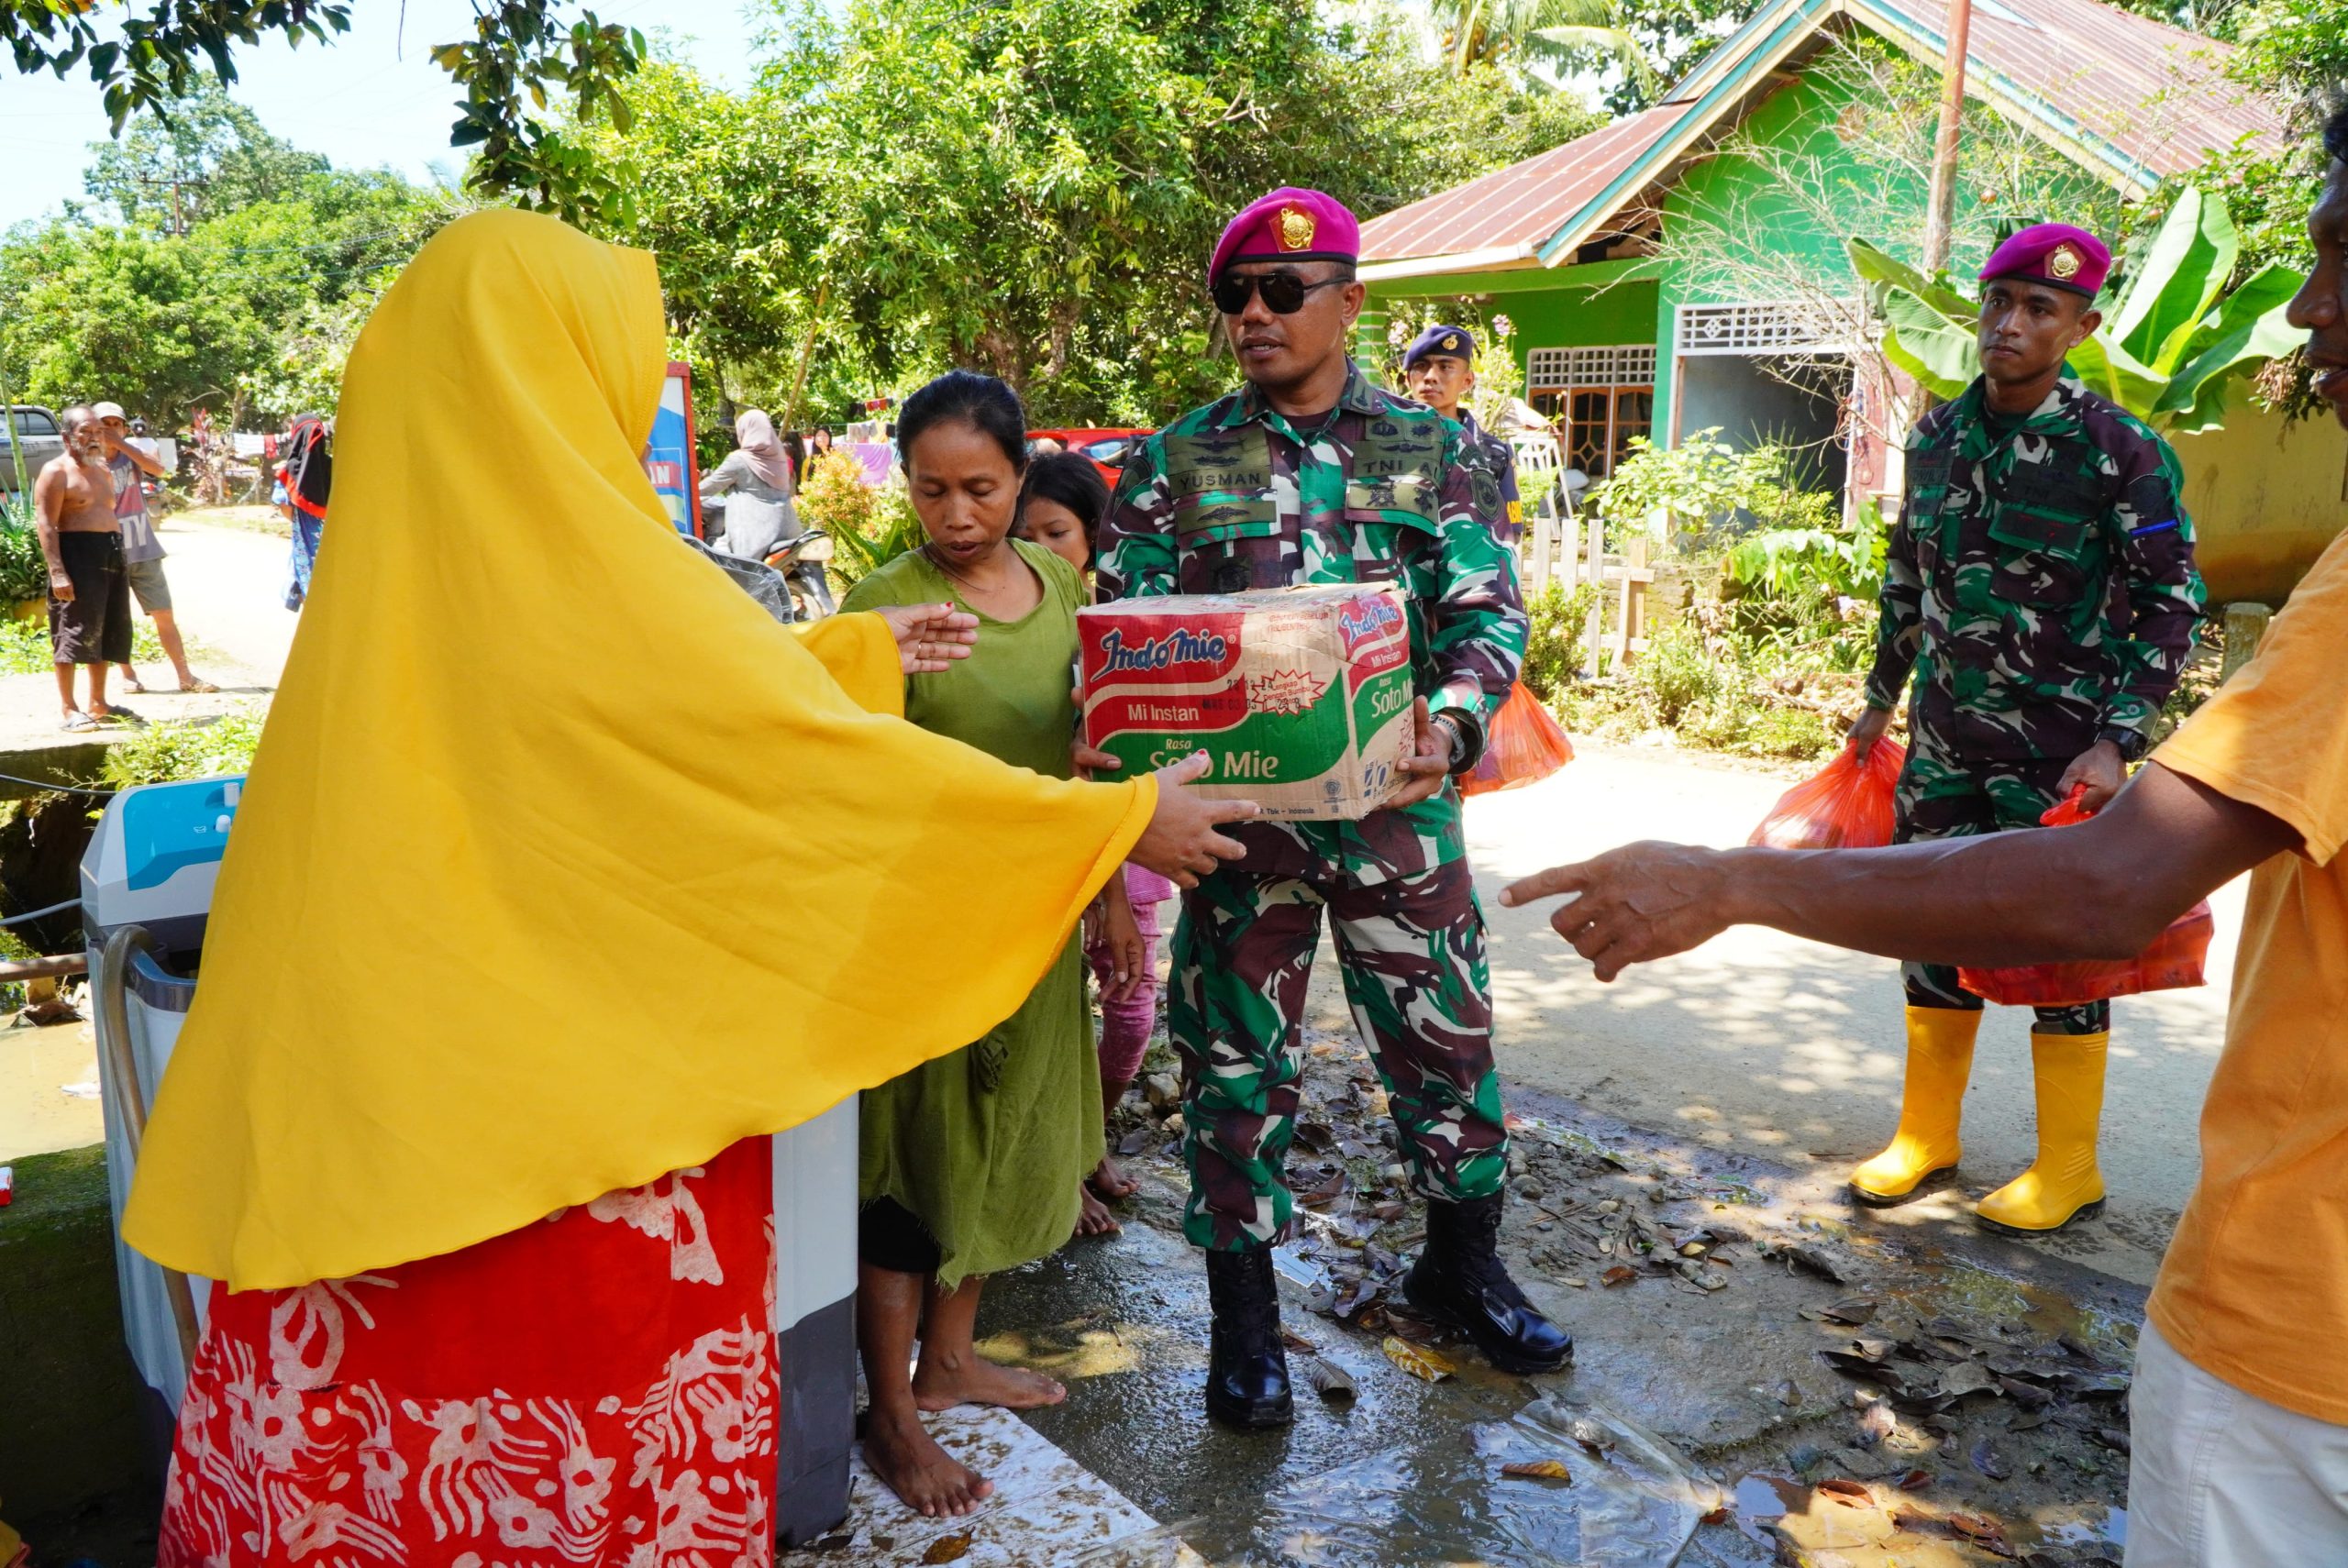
[1890,1256,2137,1360]
[2020,1503,2128,1551]
[1244,1395,1711,1568]
[1731,1472,1802,1522]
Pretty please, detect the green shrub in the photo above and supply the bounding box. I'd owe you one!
[1520,580,1597,701]
[101,711,266,790]
[1629,622,1722,728]
[0,498,50,603]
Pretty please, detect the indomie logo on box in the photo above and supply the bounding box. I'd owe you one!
[1095,626,1232,675]
[1078,584,1414,822]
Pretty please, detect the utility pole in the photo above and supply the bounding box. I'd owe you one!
[1921,0,1976,273]
[135,167,209,237]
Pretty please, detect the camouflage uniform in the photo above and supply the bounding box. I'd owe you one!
[1098,364,1527,1252]
[1866,375,2206,1031]
[1451,409,1524,547]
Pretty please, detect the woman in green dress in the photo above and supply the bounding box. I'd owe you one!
[841,370,1127,1520]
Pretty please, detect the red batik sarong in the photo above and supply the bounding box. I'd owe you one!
[159,1138,780,1568]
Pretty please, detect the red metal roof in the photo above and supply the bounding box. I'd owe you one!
[1358,104,1687,267]
[1359,0,2281,269]
[1869,0,2279,179]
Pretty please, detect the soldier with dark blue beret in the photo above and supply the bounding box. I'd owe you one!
[1404,324,1524,546]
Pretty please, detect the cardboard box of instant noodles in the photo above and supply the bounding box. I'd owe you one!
[1077,584,1415,821]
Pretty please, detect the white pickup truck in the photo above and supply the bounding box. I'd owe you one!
[0,405,65,492]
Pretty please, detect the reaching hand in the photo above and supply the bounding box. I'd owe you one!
[2056,740,2127,815]
[1069,682,1122,778]
[1096,892,1147,1003]
[1381,699,1453,811]
[1847,705,1892,765]
[870,602,979,674]
[1131,751,1258,889]
[1499,841,1737,982]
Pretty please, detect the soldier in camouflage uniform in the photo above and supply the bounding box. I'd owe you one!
[1092,187,1567,1430]
[1401,323,1523,545]
[1848,223,2206,1234]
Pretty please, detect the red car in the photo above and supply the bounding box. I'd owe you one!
[1027,427,1151,484]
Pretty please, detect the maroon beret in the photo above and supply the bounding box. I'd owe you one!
[1209,188,1360,282]
[1980,223,2112,300]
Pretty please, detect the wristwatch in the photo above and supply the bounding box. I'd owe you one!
[2097,724,2150,764]
[1429,711,1479,775]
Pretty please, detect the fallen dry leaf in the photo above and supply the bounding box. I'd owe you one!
[1601,1265,1639,1287]
[921,1532,973,1563]
[1814,1478,1874,1507]
[1302,1356,1357,1400]
[1381,1335,1455,1383]
[1500,1459,1574,1483]
[1949,1512,2009,1545]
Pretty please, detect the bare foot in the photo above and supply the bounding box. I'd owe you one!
[1073,1183,1121,1239]
[913,1352,1066,1413]
[1088,1153,1140,1201]
[863,1405,993,1518]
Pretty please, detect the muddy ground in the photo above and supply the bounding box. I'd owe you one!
[984,1007,2139,1567]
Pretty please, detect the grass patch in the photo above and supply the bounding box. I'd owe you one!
[0,615,175,676]
[99,709,265,789]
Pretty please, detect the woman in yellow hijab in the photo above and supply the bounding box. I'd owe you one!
[130,209,1252,1568]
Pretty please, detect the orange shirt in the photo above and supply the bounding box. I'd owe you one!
[2148,528,2348,1423]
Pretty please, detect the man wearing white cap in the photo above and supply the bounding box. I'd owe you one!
[93,402,216,694]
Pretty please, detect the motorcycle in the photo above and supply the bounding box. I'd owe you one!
[763,531,836,623]
[703,493,836,623]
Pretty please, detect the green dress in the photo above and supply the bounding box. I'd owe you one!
[841,539,1102,1286]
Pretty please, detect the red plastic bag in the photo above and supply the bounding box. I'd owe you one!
[1460,683,1575,797]
[1747,737,1907,850]
[1957,786,2214,1006]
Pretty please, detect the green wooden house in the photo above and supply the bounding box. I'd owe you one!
[1357,0,2345,601]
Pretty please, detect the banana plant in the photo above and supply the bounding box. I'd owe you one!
[1846,187,2306,436]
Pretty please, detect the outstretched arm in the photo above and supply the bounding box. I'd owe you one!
[1499,761,2296,982]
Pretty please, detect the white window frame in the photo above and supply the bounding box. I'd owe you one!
[1673,302,1847,358]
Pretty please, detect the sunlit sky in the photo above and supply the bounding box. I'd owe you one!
[1,1,769,229]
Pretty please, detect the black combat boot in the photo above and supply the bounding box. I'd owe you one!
[1203,1247,1293,1429]
[1403,1193,1573,1374]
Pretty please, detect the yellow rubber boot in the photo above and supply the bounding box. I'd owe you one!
[1977,1031,2109,1233]
[1849,1007,1981,1205]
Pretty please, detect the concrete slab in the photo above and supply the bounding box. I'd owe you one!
[789,1399,1202,1566]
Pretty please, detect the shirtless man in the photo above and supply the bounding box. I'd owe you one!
[33,405,136,730]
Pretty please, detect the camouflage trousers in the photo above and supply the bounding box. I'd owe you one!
[1168,858,1510,1252]
[1893,741,2109,1035]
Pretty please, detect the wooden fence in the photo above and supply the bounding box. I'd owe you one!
[1510,431,1652,675]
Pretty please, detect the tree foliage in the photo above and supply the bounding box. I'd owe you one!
[585,0,1602,428]
[2,0,643,219]
[0,88,457,427]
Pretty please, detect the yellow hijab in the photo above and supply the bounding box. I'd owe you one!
[125,210,1154,1291]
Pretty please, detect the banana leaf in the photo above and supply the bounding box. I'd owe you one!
[2106,187,2236,379]
[1877,285,1979,400]
[2062,335,2166,421]
[1847,237,1979,322]
[2151,261,2308,434]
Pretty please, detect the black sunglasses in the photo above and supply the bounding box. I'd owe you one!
[1212,271,1347,315]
